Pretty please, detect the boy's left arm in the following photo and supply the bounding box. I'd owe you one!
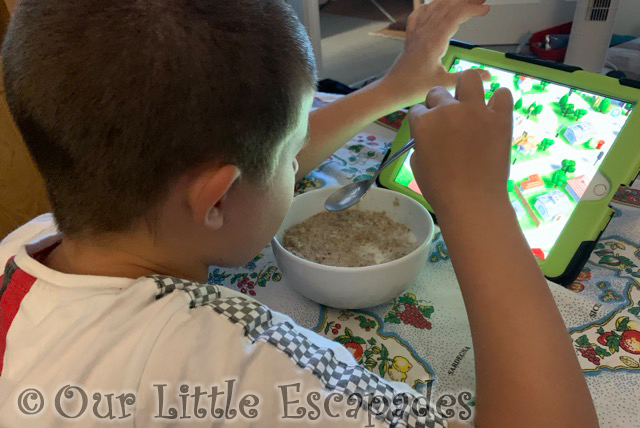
[296,0,489,179]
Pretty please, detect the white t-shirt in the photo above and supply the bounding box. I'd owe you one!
[0,215,447,427]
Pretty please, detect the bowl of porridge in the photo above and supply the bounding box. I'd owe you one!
[271,186,434,309]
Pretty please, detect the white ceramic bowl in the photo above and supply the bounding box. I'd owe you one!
[271,186,435,309]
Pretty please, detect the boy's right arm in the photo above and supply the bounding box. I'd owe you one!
[409,70,599,428]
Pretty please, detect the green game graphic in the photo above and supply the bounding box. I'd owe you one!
[392,58,635,261]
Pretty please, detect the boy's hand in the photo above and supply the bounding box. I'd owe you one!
[410,71,600,428]
[300,1,489,179]
[408,70,513,216]
[382,0,490,106]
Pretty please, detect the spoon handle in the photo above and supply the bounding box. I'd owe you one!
[374,138,415,179]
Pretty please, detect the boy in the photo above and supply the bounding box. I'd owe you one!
[0,0,598,427]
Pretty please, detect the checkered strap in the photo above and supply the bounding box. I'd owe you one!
[255,321,446,428]
[149,275,221,308]
[150,275,445,428]
[150,275,271,339]
[206,296,272,340]
[0,257,19,301]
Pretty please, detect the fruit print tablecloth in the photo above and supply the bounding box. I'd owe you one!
[208,93,640,427]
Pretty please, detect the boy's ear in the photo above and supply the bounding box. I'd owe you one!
[187,164,241,230]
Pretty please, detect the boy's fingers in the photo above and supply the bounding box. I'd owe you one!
[408,104,432,148]
[445,2,490,27]
[476,69,491,81]
[441,72,463,88]
[488,87,514,115]
[432,0,486,9]
[420,0,489,30]
[409,151,418,178]
[460,3,491,19]
[455,70,485,104]
[409,103,429,119]
[446,69,491,87]
[409,0,489,46]
[409,104,430,128]
[425,86,456,109]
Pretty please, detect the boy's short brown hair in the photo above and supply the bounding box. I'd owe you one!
[2,0,316,236]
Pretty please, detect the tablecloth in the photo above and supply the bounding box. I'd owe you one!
[208,93,640,427]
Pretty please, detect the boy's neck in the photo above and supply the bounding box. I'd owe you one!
[42,236,206,283]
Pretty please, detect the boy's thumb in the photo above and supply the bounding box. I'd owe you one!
[408,104,430,143]
[408,104,430,130]
[408,104,429,122]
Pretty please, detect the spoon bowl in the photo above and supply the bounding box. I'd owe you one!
[324,138,415,212]
[324,179,373,212]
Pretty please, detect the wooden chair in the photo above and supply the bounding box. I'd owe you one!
[0,0,51,239]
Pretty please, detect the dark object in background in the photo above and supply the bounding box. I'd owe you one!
[542,33,635,52]
[606,70,627,79]
[529,22,573,62]
[529,21,636,63]
[318,79,356,94]
[544,34,570,51]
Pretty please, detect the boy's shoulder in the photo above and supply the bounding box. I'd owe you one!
[0,217,446,428]
[0,213,58,267]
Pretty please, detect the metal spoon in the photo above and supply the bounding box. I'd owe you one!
[324,138,415,212]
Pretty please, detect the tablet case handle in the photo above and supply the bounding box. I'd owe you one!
[450,39,477,50]
[620,78,640,89]
[546,210,615,286]
[505,53,582,73]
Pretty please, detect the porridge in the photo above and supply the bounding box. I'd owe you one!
[282,209,417,267]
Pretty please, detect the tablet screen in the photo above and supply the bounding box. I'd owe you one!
[394,58,635,260]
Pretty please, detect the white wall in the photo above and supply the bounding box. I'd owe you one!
[287,0,323,74]
[451,0,639,45]
[453,0,576,45]
[614,0,640,37]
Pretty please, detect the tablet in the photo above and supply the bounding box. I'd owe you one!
[378,42,640,285]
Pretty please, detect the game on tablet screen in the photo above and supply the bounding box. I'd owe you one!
[394,58,635,260]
